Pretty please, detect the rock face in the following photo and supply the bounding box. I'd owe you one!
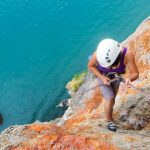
[0,17,150,150]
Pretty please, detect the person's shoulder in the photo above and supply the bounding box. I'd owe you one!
[125,49,135,62]
[88,50,98,63]
[126,49,134,57]
[90,51,97,59]
[123,48,134,64]
[93,51,96,56]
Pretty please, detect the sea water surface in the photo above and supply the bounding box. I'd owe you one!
[0,0,149,131]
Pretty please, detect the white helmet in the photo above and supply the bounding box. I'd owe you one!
[96,39,122,67]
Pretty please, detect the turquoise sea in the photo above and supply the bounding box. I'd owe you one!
[0,0,149,131]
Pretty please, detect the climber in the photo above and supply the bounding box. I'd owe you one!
[88,39,139,132]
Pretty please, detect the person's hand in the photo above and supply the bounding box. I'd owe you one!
[124,78,131,87]
[101,76,111,85]
[120,82,126,91]
[120,78,131,91]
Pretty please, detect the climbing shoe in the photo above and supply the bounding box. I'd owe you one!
[107,121,117,132]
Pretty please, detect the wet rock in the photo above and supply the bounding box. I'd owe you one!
[0,113,3,125]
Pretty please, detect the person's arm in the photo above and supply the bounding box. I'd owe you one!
[88,52,110,85]
[125,51,139,84]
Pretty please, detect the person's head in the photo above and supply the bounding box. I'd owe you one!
[96,39,122,67]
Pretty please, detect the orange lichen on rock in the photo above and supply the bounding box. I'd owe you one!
[125,136,137,142]
[90,110,102,119]
[75,125,92,132]
[27,123,60,133]
[50,135,120,150]
[85,93,102,113]
[63,113,86,129]
[63,88,103,129]
[11,124,120,150]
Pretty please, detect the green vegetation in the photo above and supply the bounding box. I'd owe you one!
[66,71,87,92]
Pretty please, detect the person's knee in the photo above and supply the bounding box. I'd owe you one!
[104,97,115,103]
[104,98,115,108]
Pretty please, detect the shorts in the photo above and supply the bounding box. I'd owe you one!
[97,78,120,100]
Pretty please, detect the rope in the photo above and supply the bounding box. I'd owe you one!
[115,75,150,101]
[57,73,150,107]
[121,80,150,101]
[77,77,120,95]
[74,74,150,100]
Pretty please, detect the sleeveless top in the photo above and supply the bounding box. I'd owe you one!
[97,47,127,74]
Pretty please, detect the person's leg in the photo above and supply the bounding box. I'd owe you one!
[104,97,117,132]
[103,81,120,122]
[104,97,115,122]
[97,79,115,122]
[98,78,117,132]
[111,80,120,106]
